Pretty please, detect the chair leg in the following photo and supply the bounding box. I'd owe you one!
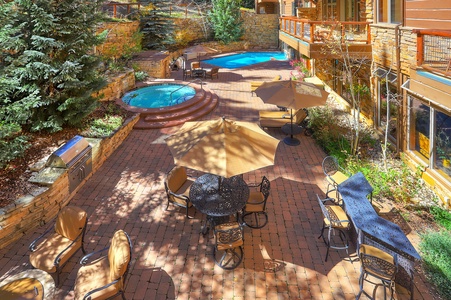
[242,211,268,229]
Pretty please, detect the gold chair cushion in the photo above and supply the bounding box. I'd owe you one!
[324,205,349,229]
[29,233,81,273]
[327,171,349,185]
[0,278,43,300]
[167,166,188,192]
[108,230,131,281]
[215,222,243,251]
[245,191,265,212]
[74,256,118,300]
[360,244,394,264]
[55,206,87,241]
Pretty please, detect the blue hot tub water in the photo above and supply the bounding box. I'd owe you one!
[202,51,287,69]
[122,84,196,109]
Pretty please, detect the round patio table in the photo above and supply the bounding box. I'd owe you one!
[0,269,55,300]
[189,173,249,234]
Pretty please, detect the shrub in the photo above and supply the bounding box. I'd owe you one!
[82,115,124,138]
[135,71,149,82]
[430,206,451,230]
[420,230,451,299]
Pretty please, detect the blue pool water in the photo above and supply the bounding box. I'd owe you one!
[202,51,287,69]
[122,84,196,108]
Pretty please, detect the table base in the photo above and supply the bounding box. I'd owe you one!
[283,136,300,146]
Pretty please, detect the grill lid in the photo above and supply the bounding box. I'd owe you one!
[46,135,91,168]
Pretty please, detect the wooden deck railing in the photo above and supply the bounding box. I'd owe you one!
[279,16,371,45]
[414,29,451,77]
[103,2,142,19]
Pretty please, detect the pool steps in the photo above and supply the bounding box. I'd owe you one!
[130,86,219,129]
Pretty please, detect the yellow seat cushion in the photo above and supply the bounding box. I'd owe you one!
[55,206,87,240]
[29,232,82,273]
[215,223,243,251]
[74,230,130,300]
[359,244,396,281]
[324,205,349,229]
[245,191,265,212]
[74,256,117,300]
[259,109,307,128]
[0,278,44,300]
[327,171,349,185]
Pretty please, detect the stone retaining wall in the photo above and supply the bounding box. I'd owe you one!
[96,21,141,59]
[94,69,136,102]
[0,115,139,249]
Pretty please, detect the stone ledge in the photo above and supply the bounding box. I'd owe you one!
[0,114,139,250]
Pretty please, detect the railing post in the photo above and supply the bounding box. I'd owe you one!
[417,33,424,66]
[366,23,371,44]
[113,5,117,18]
[310,23,315,43]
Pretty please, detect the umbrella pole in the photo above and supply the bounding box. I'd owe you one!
[283,109,301,146]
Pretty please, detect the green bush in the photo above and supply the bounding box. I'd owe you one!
[82,115,124,138]
[420,230,451,299]
[135,71,149,82]
[307,105,350,160]
[430,206,451,230]
[0,135,30,168]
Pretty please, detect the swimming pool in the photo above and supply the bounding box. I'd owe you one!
[202,52,287,69]
[122,83,196,108]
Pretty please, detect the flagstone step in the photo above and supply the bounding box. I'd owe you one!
[133,88,219,129]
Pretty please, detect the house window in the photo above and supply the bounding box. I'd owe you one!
[409,96,430,160]
[435,110,451,177]
[377,0,401,24]
[375,69,398,142]
[408,95,451,179]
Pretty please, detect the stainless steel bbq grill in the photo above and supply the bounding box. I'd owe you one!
[46,135,92,193]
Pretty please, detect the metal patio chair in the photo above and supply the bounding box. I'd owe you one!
[317,194,350,261]
[241,176,271,229]
[322,156,350,203]
[356,244,398,300]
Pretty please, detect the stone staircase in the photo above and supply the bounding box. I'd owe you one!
[132,87,219,129]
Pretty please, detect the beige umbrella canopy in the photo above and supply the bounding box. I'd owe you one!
[255,80,329,146]
[165,117,280,178]
[184,44,218,56]
[255,79,329,110]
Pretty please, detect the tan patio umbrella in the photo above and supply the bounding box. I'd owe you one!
[165,117,280,178]
[184,44,218,67]
[255,80,329,146]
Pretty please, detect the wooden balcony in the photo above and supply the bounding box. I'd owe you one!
[279,16,372,59]
[414,29,451,78]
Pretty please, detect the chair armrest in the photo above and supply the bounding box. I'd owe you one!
[168,190,190,202]
[29,226,54,252]
[82,278,121,300]
[80,246,110,265]
[54,231,84,266]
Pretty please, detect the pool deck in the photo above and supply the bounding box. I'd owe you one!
[0,59,435,299]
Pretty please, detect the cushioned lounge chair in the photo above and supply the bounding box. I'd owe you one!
[74,230,132,300]
[205,67,219,79]
[250,75,281,96]
[29,206,87,285]
[164,166,194,218]
[259,108,307,128]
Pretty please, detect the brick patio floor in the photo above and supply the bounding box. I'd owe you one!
[0,58,434,299]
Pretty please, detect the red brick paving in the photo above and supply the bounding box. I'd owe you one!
[0,58,433,299]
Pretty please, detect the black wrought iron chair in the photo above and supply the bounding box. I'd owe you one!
[29,206,87,285]
[356,244,398,300]
[213,221,244,270]
[241,176,270,229]
[164,166,194,218]
[316,194,350,261]
[322,156,350,203]
[74,230,133,300]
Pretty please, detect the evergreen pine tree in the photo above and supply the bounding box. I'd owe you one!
[140,0,176,50]
[0,0,106,133]
[209,0,244,44]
